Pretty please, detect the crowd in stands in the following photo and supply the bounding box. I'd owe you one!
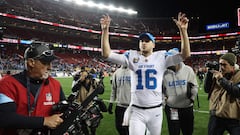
[0,45,119,77]
[0,0,201,37]
[0,0,239,78]
[1,44,239,79]
[0,0,238,52]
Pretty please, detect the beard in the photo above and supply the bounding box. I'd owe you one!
[41,71,49,79]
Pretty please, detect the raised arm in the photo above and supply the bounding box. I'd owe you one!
[100,15,112,58]
[173,12,191,59]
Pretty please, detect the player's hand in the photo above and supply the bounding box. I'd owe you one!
[43,113,64,129]
[173,12,189,30]
[100,14,111,31]
[108,103,113,114]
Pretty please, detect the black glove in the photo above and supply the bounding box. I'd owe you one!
[190,98,194,103]
[108,103,113,114]
[94,98,107,112]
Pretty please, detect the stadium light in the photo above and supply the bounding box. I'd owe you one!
[74,0,84,5]
[86,1,98,8]
[68,0,137,15]
[64,0,73,2]
[98,3,107,9]
[108,5,115,11]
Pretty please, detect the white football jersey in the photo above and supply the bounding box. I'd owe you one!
[107,50,182,107]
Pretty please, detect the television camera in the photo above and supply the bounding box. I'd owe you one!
[205,61,219,71]
[51,77,106,135]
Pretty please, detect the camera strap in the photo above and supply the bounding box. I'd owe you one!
[26,77,44,116]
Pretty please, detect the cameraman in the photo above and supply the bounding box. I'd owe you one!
[71,68,105,135]
[204,53,240,135]
[0,44,65,135]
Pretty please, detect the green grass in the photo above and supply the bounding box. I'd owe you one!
[55,77,225,135]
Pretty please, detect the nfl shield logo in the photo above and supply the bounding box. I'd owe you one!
[46,93,52,101]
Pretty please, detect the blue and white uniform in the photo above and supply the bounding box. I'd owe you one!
[107,50,183,135]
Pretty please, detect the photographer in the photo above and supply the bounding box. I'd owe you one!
[0,44,66,135]
[70,69,106,135]
[204,53,240,135]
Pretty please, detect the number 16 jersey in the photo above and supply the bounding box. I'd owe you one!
[107,50,182,107]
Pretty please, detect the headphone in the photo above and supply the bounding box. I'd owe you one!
[24,45,34,60]
[24,45,34,69]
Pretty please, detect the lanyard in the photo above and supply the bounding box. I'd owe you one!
[26,77,43,116]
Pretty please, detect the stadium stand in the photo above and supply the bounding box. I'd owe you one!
[0,0,239,75]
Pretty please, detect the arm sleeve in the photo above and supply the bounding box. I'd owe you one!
[189,69,199,100]
[107,52,128,66]
[0,102,44,128]
[109,72,117,103]
[218,78,240,98]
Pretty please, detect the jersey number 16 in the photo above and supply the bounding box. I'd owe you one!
[136,69,157,90]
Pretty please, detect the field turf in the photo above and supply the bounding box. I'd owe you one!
[56,77,229,135]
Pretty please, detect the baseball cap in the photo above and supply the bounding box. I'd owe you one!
[24,43,57,63]
[139,32,155,43]
[166,48,180,56]
[166,48,181,67]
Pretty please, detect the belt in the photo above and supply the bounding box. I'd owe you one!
[118,103,129,106]
[117,103,129,108]
[132,103,162,109]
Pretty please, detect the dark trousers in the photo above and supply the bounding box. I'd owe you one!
[208,115,240,135]
[115,106,129,135]
[165,105,194,135]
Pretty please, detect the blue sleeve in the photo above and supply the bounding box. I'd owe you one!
[124,51,130,59]
[0,93,14,104]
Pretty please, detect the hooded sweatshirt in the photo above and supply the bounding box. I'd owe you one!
[163,62,198,108]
